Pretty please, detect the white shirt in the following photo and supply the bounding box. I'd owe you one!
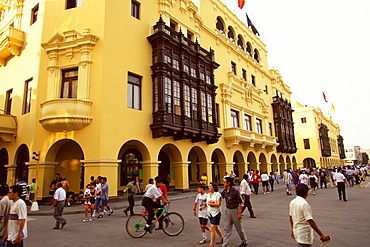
[144,183,154,192]
[283,172,293,184]
[261,174,269,181]
[289,196,313,245]
[299,174,309,185]
[195,193,208,218]
[143,185,162,200]
[54,187,66,201]
[0,195,13,237]
[334,172,346,182]
[95,183,102,198]
[8,199,27,242]
[206,192,221,217]
[240,179,252,196]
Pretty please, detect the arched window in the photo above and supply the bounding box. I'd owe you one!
[227,26,235,42]
[237,34,244,50]
[254,48,260,63]
[216,17,225,34]
[246,42,252,56]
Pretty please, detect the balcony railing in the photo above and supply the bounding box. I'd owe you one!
[39,99,92,132]
[0,26,25,66]
[0,114,17,142]
[223,127,278,151]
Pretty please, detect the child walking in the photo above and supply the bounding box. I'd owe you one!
[193,185,210,244]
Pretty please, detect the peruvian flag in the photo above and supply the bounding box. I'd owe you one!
[238,0,246,9]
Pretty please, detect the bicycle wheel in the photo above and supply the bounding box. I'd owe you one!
[162,212,185,236]
[126,214,148,238]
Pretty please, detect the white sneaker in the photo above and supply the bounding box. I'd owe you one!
[92,211,96,217]
[88,218,92,222]
[82,218,88,223]
[199,238,208,244]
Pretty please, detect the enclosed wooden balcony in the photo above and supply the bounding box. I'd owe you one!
[39,99,92,132]
[223,127,278,151]
[0,114,17,142]
[0,26,25,66]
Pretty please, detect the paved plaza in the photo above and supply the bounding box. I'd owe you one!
[26,182,370,246]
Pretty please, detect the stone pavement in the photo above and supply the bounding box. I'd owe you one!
[28,188,199,216]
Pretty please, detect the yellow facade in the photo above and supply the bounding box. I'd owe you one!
[292,101,345,168]
[0,0,297,199]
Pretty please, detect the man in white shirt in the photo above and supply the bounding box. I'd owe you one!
[6,185,27,246]
[51,182,67,229]
[299,170,309,185]
[141,178,170,233]
[333,169,348,201]
[0,184,13,247]
[289,184,330,247]
[240,174,255,218]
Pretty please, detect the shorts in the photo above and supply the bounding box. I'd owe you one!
[209,212,221,225]
[198,217,208,225]
[262,181,269,187]
[95,197,102,207]
[101,200,108,207]
[84,203,95,209]
[286,183,292,188]
[29,193,35,200]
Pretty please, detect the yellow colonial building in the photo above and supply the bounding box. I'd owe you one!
[0,0,297,199]
[292,101,345,168]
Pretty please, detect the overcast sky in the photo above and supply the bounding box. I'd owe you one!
[225,0,370,149]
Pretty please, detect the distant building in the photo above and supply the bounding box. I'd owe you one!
[292,102,345,168]
[361,152,369,165]
[344,146,362,166]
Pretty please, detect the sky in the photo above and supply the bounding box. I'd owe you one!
[224,0,370,149]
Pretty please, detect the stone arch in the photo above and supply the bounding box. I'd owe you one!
[0,148,8,184]
[254,48,260,62]
[247,152,257,172]
[237,34,244,50]
[292,156,297,170]
[279,155,285,173]
[259,153,268,173]
[246,42,252,56]
[158,143,182,189]
[211,148,226,184]
[46,139,84,192]
[118,140,150,187]
[303,158,316,168]
[227,26,235,41]
[286,156,292,170]
[270,154,278,174]
[188,146,207,185]
[15,144,30,183]
[233,150,245,178]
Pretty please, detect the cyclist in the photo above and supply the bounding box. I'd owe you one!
[142,178,170,233]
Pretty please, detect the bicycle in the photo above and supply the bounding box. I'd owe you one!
[125,204,184,238]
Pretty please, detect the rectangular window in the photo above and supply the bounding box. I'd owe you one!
[187,30,194,41]
[170,19,177,31]
[201,92,206,121]
[173,81,181,115]
[264,85,268,94]
[242,69,247,81]
[256,118,262,134]
[184,85,191,117]
[31,4,39,25]
[23,78,33,114]
[164,77,172,113]
[231,109,239,128]
[5,89,13,115]
[131,0,140,19]
[231,61,236,75]
[61,68,78,99]
[192,88,198,119]
[251,75,256,86]
[301,117,307,123]
[304,139,310,149]
[66,0,82,9]
[127,73,141,110]
[244,114,251,131]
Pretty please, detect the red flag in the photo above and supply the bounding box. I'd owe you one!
[238,0,246,9]
[322,92,328,103]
